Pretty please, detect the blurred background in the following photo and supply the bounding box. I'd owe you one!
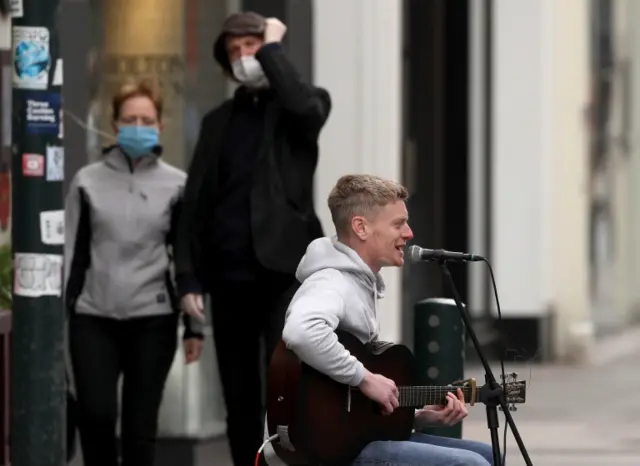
[2,0,640,465]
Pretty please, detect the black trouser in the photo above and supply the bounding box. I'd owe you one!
[69,312,178,466]
[209,270,297,466]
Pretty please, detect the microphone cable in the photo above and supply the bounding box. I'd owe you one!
[481,258,509,466]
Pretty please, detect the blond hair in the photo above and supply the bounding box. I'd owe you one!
[327,174,409,235]
[112,78,164,121]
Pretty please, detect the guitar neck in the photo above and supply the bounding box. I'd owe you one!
[398,385,473,408]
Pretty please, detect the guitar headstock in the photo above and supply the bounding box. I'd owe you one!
[500,372,527,411]
[449,374,527,410]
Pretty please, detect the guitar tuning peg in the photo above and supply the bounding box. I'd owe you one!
[509,404,518,412]
[510,372,518,380]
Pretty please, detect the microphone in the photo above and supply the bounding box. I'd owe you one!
[408,245,485,263]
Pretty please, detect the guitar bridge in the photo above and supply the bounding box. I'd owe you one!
[347,386,352,412]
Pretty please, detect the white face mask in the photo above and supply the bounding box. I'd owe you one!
[231,56,269,88]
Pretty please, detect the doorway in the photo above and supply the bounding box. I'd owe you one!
[401,0,471,348]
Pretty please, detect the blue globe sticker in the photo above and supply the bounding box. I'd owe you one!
[12,26,51,90]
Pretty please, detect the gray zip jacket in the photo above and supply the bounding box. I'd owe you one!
[64,147,201,337]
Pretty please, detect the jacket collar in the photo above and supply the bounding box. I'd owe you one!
[102,145,161,172]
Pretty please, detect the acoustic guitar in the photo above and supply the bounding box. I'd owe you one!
[266,331,527,466]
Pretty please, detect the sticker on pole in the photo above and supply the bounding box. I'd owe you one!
[52,58,63,86]
[12,26,50,90]
[10,1,24,18]
[22,153,44,177]
[46,146,64,181]
[14,253,63,298]
[39,210,64,245]
[25,92,60,135]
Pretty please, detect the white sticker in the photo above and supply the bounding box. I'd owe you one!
[46,145,64,181]
[39,210,64,245]
[12,26,50,90]
[10,0,23,18]
[52,58,62,86]
[14,253,63,297]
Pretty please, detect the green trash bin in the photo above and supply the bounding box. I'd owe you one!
[413,297,466,439]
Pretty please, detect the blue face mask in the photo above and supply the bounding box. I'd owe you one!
[117,125,159,159]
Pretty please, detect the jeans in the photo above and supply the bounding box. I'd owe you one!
[352,432,493,466]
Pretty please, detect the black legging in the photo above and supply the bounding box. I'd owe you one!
[69,312,178,466]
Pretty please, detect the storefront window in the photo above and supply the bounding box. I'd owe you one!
[78,0,235,171]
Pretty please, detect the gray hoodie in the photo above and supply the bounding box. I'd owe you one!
[282,236,386,386]
[264,237,386,465]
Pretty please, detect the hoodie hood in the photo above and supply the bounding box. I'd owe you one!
[296,237,386,298]
[279,236,384,400]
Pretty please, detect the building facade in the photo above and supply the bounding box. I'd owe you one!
[2,0,635,366]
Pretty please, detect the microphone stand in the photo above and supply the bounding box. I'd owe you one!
[437,260,533,466]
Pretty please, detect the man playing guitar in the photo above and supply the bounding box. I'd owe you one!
[265,174,493,466]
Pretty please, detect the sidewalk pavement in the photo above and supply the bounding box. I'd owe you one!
[70,329,640,466]
[462,349,640,465]
[200,346,640,466]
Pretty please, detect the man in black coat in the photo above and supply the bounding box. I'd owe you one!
[174,11,331,466]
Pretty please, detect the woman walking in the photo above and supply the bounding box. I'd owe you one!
[64,79,203,466]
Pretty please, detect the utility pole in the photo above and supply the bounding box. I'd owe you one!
[10,0,66,464]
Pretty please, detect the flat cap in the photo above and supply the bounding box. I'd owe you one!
[213,11,266,73]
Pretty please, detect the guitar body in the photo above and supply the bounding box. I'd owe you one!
[267,331,416,466]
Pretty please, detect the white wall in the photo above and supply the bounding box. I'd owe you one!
[492,0,549,318]
[548,0,591,361]
[492,0,592,361]
[599,0,631,330]
[622,0,640,321]
[312,0,403,342]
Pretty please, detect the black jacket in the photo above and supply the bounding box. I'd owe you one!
[175,43,331,296]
